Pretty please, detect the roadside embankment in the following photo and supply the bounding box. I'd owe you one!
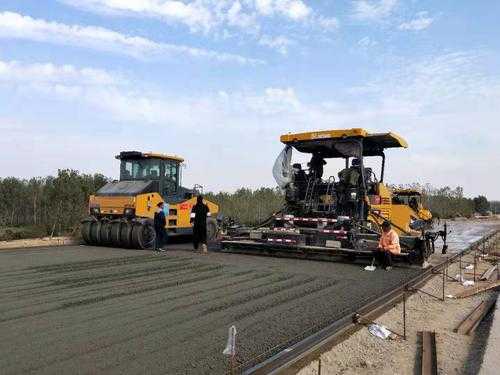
[0,236,76,250]
[297,234,499,375]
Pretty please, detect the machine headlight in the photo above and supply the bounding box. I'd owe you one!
[124,208,135,217]
[350,192,357,200]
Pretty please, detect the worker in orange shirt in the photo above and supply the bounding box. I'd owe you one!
[376,221,401,270]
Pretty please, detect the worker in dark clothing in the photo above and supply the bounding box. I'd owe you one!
[308,153,326,179]
[292,163,308,200]
[293,163,307,183]
[154,202,167,252]
[409,197,419,212]
[191,195,210,254]
[338,158,361,187]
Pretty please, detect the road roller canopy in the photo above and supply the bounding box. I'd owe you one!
[116,151,184,163]
[280,128,408,158]
[116,151,182,196]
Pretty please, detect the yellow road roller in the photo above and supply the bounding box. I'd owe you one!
[81,151,219,249]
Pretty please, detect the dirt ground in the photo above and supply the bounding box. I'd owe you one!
[0,245,422,375]
[0,236,75,250]
[297,237,499,375]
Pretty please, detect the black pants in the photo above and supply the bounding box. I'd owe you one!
[155,228,167,250]
[193,223,207,250]
[374,250,392,269]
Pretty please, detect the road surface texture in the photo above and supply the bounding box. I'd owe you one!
[0,220,495,374]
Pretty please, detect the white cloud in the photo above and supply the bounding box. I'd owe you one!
[238,87,302,114]
[226,1,258,29]
[399,11,434,31]
[317,16,340,31]
[0,11,263,65]
[276,0,312,20]
[255,0,274,16]
[0,60,120,86]
[360,52,496,109]
[357,36,378,48]
[4,52,499,198]
[59,0,215,32]
[254,0,312,20]
[60,0,313,29]
[351,0,398,21]
[0,58,299,126]
[57,0,330,54]
[258,35,293,55]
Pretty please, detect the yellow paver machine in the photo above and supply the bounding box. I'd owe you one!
[82,151,219,249]
[221,128,447,265]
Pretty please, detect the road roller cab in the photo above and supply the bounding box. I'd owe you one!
[82,151,219,249]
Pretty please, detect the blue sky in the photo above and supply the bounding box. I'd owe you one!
[1,0,499,199]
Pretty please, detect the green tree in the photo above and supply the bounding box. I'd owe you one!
[473,195,489,215]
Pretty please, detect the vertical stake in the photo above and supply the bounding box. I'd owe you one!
[496,256,499,281]
[403,289,407,340]
[459,253,462,281]
[318,356,322,375]
[442,268,445,301]
[474,248,477,282]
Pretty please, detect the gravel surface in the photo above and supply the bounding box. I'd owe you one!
[0,245,420,375]
[0,220,496,375]
[297,255,499,375]
[297,222,500,375]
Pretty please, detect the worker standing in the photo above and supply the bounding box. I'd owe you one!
[308,153,326,180]
[191,195,210,254]
[376,221,401,270]
[154,202,167,252]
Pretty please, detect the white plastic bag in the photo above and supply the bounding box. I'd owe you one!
[367,323,392,340]
[364,259,376,271]
[272,146,292,189]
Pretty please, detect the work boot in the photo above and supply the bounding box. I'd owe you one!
[201,244,208,254]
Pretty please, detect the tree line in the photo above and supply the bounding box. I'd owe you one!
[0,170,496,239]
[0,170,108,238]
[205,187,284,226]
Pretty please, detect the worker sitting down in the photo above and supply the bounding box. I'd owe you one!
[375,221,401,270]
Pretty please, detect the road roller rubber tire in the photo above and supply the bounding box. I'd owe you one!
[132,222,156,249]
[90,221,102,244]
[81,219,96,245]
[120,222,133,248]
[99,221,112,246]
[110,221,123,247]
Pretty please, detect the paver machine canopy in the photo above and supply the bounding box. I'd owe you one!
[277,128,409,228]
